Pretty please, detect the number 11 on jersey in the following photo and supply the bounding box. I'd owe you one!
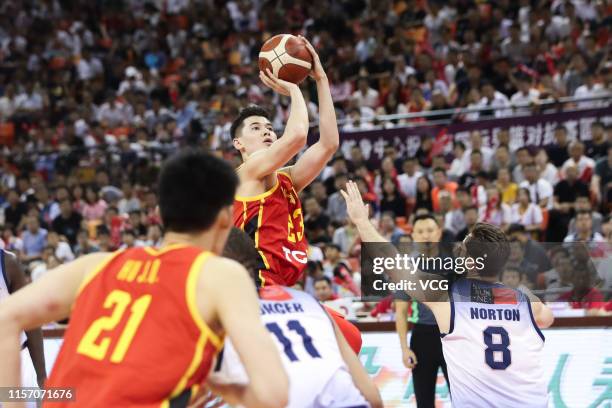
[266,319,321,362]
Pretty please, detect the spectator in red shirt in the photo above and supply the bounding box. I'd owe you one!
[557,260,608,314]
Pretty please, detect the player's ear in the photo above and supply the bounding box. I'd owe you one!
[216,205,233,230]
[232,137,243,151]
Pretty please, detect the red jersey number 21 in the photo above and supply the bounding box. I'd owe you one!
[77,289,152,363]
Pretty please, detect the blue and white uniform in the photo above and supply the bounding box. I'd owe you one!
[210,286,368,408]
[441,278,548,407]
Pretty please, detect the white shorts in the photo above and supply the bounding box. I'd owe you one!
[312,368,369,408]
[21,347,38,388]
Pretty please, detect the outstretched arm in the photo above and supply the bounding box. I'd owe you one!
[340,181,444,304]
[285,37,339,192]
[239,70,309,181]
[0,252,112,390]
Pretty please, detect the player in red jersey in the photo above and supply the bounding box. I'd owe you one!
[232,37,339,287]
[0,150,288,408]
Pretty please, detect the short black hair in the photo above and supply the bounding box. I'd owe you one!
[413,213,438,226]
[325,243,341,252]
[432,167,446,175]
[464,222,510,277]
[496,144,509,151]
[575,209,593,218]
[158,149,238,233]
[230,105,271,139]
[313,276,332,287]
[222,227,259,281]
[501,267,523,279]
[507,223,527,235]
[453,141,466,150]
[96,225,110,236]
[524,161,537,169]
[335,172,348,181]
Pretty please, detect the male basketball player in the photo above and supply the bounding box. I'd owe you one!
[0,150,288,408]
[200,228,382,408]
[232,37,338,286]
[0,249,47,391]
[341,181,554,407]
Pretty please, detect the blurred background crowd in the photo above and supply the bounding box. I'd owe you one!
[0,0,610,316]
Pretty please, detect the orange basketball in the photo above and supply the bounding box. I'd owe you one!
[258,34,313,84]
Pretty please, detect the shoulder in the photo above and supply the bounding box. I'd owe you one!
[277,167,293,182]
[200,256,251,286]
[80,251,116,268]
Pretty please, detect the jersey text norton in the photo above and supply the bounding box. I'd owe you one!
[234,171,308,286]
[44,245,223,408]
[441,278,547,408]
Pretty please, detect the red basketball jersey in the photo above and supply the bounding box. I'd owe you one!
[44,245,222,408]
[233,171,308,286]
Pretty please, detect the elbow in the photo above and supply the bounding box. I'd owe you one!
[288,124,309,144]
[537,307,554,329]
[542,314,554,329]
[323,138,340,154]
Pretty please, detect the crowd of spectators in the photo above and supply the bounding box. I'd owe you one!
[0,0,610,315]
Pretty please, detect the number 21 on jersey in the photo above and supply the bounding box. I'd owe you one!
[77,289,152,363]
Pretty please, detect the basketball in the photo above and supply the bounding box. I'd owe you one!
[258,34,313,84]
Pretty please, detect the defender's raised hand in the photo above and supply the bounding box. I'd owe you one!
[340,181,370,224]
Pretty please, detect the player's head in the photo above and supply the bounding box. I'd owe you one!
[462,222,510,278]
[158,149,238,254]
[231,105,276,159]
[221,227,259,281]
[412,213,441,243]
[313,276,334,302]
[500,267,522,289]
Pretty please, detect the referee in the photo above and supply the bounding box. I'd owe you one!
[395,214,451,407]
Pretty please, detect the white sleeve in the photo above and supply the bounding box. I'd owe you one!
[533,205,543,225]
[510,205,519,224]
[502,204,513,224]
[540,180,553,199]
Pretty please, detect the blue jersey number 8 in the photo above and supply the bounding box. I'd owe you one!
[483,326,511,370]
